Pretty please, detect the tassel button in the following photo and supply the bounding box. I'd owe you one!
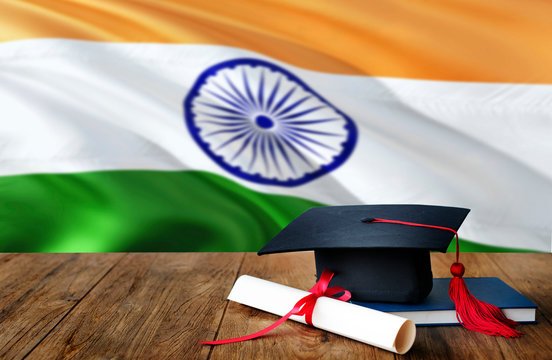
[450,262,465,277]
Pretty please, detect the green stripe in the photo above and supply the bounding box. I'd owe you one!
[0,170,536,253]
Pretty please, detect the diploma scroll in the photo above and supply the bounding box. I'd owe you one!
[228,275,416,354]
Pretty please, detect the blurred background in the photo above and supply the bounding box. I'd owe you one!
[0,0,550,253]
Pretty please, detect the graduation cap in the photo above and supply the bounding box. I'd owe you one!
[258,204,468,303]
[258,204,523,337]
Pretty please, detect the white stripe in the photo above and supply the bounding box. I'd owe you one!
[1,39,551,251]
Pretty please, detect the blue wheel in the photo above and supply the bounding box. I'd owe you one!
[184,58,357,186]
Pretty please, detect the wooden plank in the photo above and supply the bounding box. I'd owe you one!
[404,253,499,360]
[210,252,552,360]
[0,253,14,261]
[0,253,123,360]
[487,254,551,320]
[405,253,552,360]
[3,252,546,359]
[210,252,395,360]
[25,253,244,360]
[480,253,552,360]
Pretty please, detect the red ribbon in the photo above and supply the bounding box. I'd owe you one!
[200,269,351,345]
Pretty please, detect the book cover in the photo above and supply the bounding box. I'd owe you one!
[352,277,537,326]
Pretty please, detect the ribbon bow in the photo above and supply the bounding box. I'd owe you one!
[200,270,351,345]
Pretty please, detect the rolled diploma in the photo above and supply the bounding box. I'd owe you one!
[228,275,416,355]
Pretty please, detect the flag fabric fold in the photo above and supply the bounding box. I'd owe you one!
[1,1,551,252]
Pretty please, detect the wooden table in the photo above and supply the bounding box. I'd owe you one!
[0,253,550,359]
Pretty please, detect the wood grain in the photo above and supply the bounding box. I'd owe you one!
[0,253,549,359]
[210,252,552,360]
[25,253,243,360]
[0,253,123,360]
[483,253,552,360]
[210,252,394,360]
[423,253,552,360]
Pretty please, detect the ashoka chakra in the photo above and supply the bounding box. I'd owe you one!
[184,58,357,186]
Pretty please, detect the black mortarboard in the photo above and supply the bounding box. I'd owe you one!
[258,204,470,303]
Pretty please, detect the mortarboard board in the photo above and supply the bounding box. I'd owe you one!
[204,203,521,345]
[258,204,470,303]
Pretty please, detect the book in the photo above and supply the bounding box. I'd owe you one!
[352,277,537,326]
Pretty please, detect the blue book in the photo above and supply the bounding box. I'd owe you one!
[352,278,537,326]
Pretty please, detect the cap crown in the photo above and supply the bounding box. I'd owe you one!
[258,204,470,255]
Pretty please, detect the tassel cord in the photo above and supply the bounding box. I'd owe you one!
[366,218,523,338]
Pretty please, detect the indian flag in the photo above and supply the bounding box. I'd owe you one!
[1,1,551,253]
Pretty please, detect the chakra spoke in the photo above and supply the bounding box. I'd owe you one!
[278,106,325,121]
[280,129,327,160]
[259,133,270,174]
[225,74,254,108]
[242,69,258,108]
[271,133,295,175]
[231,132,256,161]
[278,132,316,167]
[205,89,249,113]
[215,129,254,151]
[275,95,311,117]
[195,112,249,122]
[197,101,248,116]
[196,120,248,127]
[265,77,281,112]
[267,135,281,175]
[247,133,262,171]
[270,86,296,114]
[204,125,251,137]
[280,118,341,125]
[185,58,357,185]
[212,80,251,110]
[257,71,265,110]
[285,129,339,152]
[286,126,343,137]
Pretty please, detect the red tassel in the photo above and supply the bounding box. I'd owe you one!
[365,218,523,338]
[449,262,523,337]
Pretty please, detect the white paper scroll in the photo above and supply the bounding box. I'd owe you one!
[228,275,416,354]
